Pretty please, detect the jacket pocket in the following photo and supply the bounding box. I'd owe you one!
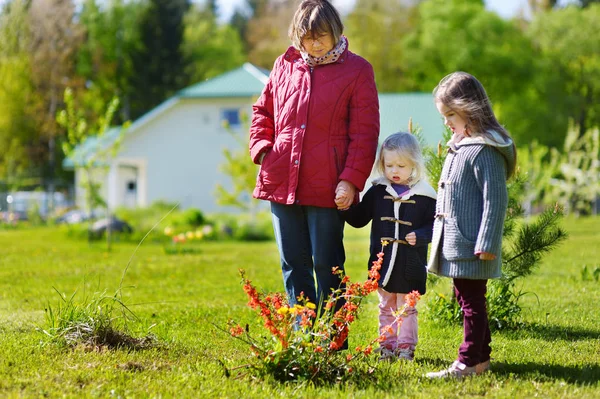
[442,217,477,261]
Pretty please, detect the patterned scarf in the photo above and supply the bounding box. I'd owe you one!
[300,35,347,67]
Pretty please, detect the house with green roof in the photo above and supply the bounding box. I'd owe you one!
[64,63,444,214]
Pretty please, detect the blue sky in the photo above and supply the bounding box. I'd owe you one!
[214,0,533,21]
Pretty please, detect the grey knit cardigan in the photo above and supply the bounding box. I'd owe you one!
[427,131,516,280]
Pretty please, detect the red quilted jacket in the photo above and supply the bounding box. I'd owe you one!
[249,41,380,208]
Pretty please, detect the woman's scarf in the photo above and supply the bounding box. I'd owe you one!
[300,35,347,67]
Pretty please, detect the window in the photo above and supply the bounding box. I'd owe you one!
[221,108,241,128]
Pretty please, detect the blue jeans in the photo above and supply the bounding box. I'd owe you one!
[270,202,346,308]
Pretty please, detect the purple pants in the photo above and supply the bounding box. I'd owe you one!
[454,278,492,367]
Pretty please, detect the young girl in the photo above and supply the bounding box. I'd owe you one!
[337,132,436,361]
[425,72,516,378]
[249,0,379,336]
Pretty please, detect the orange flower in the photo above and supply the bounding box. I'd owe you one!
[229,324,244,337]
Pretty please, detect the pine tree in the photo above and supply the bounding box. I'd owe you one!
[129,0,190,119]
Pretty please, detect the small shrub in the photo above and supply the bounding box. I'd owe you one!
[221,245,422,384]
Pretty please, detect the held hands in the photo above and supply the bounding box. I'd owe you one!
[334,180,356,210]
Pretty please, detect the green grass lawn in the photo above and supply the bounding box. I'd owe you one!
[0,216,599,398]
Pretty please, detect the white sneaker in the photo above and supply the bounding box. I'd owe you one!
[425,360,477,379]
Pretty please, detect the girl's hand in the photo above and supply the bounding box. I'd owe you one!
[405,232,416,246]
[335,180,356,210]
[478,252,496,261]
[334,189,348,210]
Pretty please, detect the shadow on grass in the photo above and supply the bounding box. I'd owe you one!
[492,362,600,385]
[502,322,600,341]
[418,357,600,385]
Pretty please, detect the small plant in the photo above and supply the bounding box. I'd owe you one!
[221,245,421,384]
[41,287,156,350]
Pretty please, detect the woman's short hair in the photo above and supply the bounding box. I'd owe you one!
[375,132,425,186]
[288,0,344,50]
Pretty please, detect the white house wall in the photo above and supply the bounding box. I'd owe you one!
[114,98,255,213]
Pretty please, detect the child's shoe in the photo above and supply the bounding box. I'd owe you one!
[375,346,396,362]
[425,360,477,379]
[395,344,415,361]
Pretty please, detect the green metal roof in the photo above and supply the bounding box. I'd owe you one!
[379,92,445,147]
[177,63,269,99]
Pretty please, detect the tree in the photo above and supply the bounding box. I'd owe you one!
[0,0,39,189]
[182,2,245,83]
[28,0,84,202]
[401,0,554,146]
[77,0,143,123]
[129,0,191,119]
[245,0,294,68]
[344,0,421,92]
[527,5,600,139]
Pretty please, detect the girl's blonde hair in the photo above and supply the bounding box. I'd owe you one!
[288,0,344,50]
[376,132,425,186]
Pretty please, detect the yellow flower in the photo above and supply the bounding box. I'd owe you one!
[305,302,316,310]
[195,230,203,239]
[186,231,195,239]
[163,226,174,236]
[277,307,290,315]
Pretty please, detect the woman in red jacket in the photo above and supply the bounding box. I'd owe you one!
[249,0,380,328]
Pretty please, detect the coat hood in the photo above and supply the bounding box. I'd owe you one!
[451,130,516,178]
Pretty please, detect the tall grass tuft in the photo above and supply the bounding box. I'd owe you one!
[42,287,156,350]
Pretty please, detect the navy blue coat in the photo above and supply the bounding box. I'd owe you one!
[341,178,436,294]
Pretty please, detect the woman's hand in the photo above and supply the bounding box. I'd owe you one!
[405,232,416,246]
[335,180,356,210]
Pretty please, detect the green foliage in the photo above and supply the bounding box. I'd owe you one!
[182,3,246,83]
[517,140,561,213]
[549,125,600,215]
[211,211,274,242]
[128,0,190,119]
[580,265,600,282]
[344,0,416,92]
[77,0,143,123]
[527,5,600,139]
[0,0,38,186]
